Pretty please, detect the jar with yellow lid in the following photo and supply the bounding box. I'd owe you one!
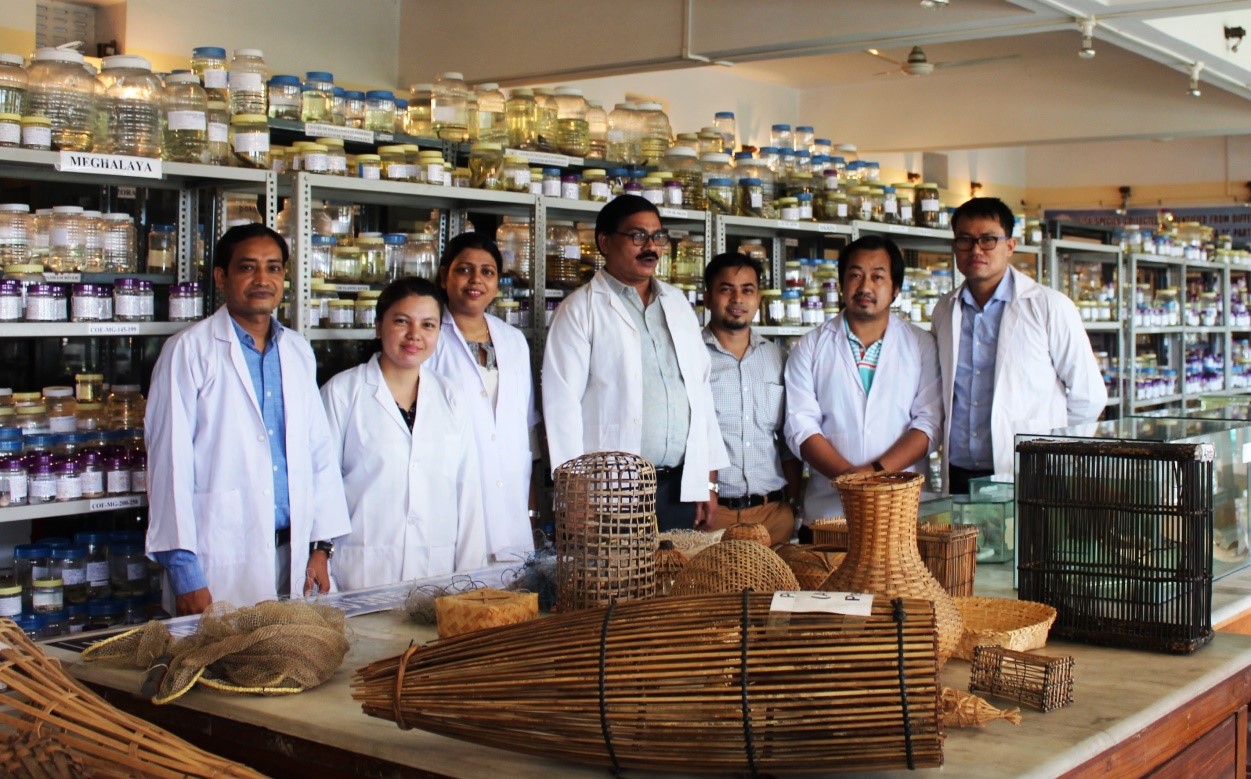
[309,279,336,328]
[14,404,49,435]
[817,191,849,223]
[331,246,361,283]
[355,290,381,328]
[229,114,270,168]
[469,143,503,189]
[891,184,915,226]
[75,373,104,404]
[761,289,784,325]
[494,299,522,327]
[20,115,52,150]
[672,235,705,287]
[300,142,331,175]
[582,169,611,202]
[327,299,355,328]
[314,137,347,175]
[378,145,409,182]
[418,150,447,186]
[356,235,386,284]
[777,197,800,222]
[355,153,382,180]
[12,391,40,408]
[915,183,942,229]
[0,113,19,147]
[501,155,531,193]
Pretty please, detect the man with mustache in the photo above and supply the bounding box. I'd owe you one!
[543,195,729,531]
[784,235,943,524]
[700,252,801,544]
[933,197,1106,493]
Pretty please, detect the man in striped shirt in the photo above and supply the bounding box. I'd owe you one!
[699,252,801,544]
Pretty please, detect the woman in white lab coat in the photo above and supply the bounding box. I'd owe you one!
[321,277,488,591]
[428,232,539,562]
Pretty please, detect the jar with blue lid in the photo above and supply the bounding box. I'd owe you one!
[266,74,301,121]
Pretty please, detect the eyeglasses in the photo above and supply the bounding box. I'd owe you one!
[953,234,1012,252]
[616,230,671,247]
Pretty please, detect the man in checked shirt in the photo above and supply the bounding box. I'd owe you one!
[697,252,802,544]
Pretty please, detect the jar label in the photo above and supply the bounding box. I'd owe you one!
[837,203,848,218]
[208,122,229,144]
[562,245,581,260]
[56,476,82,501]
[48,414,76,433]
[643,190,664,205]
[425,164,445,185]
[528,181,543,196]
[22,125,51,148]
[203,68,228,89]
[0,297,21,321]
[900,203,913,221]
[26,298,61,322]
[50,226,71,246]
[61,567,86,586]
[306,306,322,327]
[115,295,144,317]
[799,205,813,220]
[80,469,104,495]
[664,187,683,206]
[170,298,196,319]
[541,181,561,197]
[358,163,381,180]
[233,132,270,153]
[508,170,531,188]
[132,470,146,492]
[3,472,26,501]
[270,94,300,108]
[33,589,61,609]
[229,71,264,92]
[750,192,763,208]
[781,207,800,221]
[106,469,131,493]
[303,152,329,172]
[0,594,19,617]
[167,110,206,132]
[432,106,457,123]
[0,122,18,145]
[126,561,146,581]
[921,198,940,212]
[30,565,48,580]
[385,164,408,180]
[329,308,354,325]
[86,561,109,586]
[883,199,898,215]
[329,156,348,173]
[560,182,579,200]
[859,202,872,220]
[68,621,84,634]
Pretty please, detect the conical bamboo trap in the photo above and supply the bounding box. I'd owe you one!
[0,618,263,778]
[352,592,944,774]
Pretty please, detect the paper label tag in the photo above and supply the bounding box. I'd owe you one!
[88,495,142,511]
[45,273,82,283]
[334,283,370,293]
[777,220,801,230]
[87,323,141,335]
[817,223,842,233]
[304,123,374,144]
[57,151,163,180]
[202,69,227,89]
[167,110,206,132]
[770,590,875,616]
[207,122,228,144]
[504,148,570,168]
[658,207,690,220]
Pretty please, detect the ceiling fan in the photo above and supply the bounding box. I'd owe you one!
[868,45,1020,76]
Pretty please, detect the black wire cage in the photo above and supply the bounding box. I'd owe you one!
[1016,438,1214,654]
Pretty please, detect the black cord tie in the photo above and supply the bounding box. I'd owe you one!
[892,598,915,770]
[740,588,759,778]
[597,599,621,776]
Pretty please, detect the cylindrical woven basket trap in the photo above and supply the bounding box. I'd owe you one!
[352,593,944,774]
[821,471,964,665]
[672,539,800,596]
[554,451,657,610]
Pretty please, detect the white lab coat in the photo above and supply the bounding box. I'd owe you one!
[932,266,1108,484]
[145,307,351,608]
[320,355,489,591]
[428,311,538,561]
[784,313,943,519]
[542,269,729,501]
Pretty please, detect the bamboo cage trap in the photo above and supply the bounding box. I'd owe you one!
[353,592,945,775]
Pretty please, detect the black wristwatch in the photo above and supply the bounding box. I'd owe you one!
[310,540,335,559]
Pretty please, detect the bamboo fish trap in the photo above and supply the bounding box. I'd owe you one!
[353,592,944,775]
[0,617,263,778]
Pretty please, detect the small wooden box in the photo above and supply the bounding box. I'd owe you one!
[435,588,539,639]
[968,646,1074,712]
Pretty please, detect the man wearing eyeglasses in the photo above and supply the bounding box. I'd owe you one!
[932,197,1107,494]
[543,195,729,531]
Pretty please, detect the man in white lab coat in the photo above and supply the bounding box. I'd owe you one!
[145,223,351,615]
[784,235,943,522]
[932,197,1107,494]
[543,195,729,531]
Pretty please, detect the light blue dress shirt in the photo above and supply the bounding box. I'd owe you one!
[948,273,1014,470]
[154,317,289,595]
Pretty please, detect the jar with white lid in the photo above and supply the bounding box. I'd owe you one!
[0,52,27,117]
[266,74,301,120]
[0,203,31,266]
[113,277,153,322]
[102,213,135,272]
[25,283,65,321]
[356,235,386,284]
[474,82,506,144]
[78,210,103,272]
[228,49,267,116]
[636,102,671,165]
[432,72,468,141]
[554,87,590,157]
[162,72,207,163]
[48,206,84,273]
[533,88,558,152]
[26,48,93,151]
[42,387,76,433]
[302,71,334,124]
[230,114,270,168]
[363,90,396,132]
[146,223,176,273]
[96,55,162,158]
[504,87,536,150]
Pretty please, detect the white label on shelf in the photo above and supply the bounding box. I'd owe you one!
[303,123,374,144]
[57,151,163,180]
[22,125,51,148]
[232,133,269,153]
[207,122,228,144]
[658,207,690,220]
[769,591,874,616]
[0,123,18,145]
[44,273,82,283]
[88,495,142,512]
[777,220,801,230]
[87,323,142,335]
[228,71,263,92]
[504,148,570,168]
[334,283,370,293]
[203,68,227,89]
[86,560,109,586]
[817,223,842,234]
[167,110,206,132]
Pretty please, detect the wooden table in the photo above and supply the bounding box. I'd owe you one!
[41,566,1251,778]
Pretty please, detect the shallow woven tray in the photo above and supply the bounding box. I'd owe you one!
[953,596,1057,661]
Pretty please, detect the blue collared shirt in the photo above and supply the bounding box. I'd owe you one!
[154,316,290,596]
[949,273,1014,470]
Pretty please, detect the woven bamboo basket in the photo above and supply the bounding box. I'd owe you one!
[671,539,800,596]
[810,516,849,550]
[554,451,657,611]
[917,523,980,597]
[352,593,944,774]
[952,596,1058,661]
[721,522,772,546]
[654,540,689,597]
[821,472,964,665]
[0,618,263,778]
[773,543,832,590]
[658,528,723,557]
[435,588,539,639]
